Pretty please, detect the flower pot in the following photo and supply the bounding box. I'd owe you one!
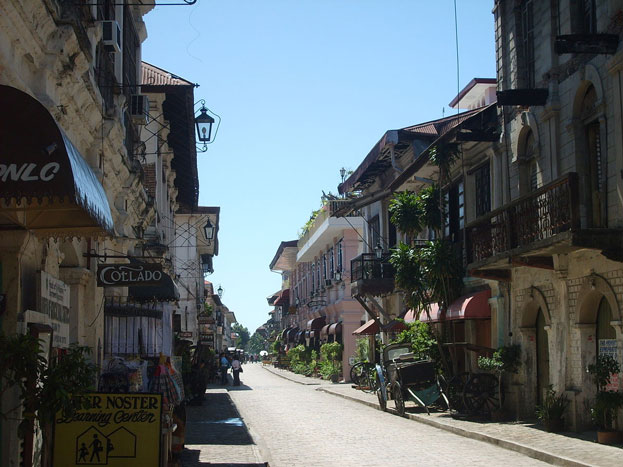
[542,418,564,433]
[330,374,339,383]
[597,430,622,445]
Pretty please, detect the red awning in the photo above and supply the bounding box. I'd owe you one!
[419,290,491,323]
[353,319,379,336]
[274,289,290,306]
[306,316,326,331]
[381,319,408,333]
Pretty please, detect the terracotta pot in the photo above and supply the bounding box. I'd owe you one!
[597,430,622,445]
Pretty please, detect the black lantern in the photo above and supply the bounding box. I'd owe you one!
[375,242,383,259]
[340,167,346,183]
[334,270,342,282]
[201,262,211,275]
[203,218,214,242]
[217,285,223,298]
[195,106,215,144]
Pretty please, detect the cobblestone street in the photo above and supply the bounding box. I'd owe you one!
[181,364,554,466]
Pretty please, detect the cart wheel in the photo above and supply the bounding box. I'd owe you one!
[446,372,470,413]
[393,382,405,417]
[463,373,500,416]
[350,361,366,387]
[377,386,387,411]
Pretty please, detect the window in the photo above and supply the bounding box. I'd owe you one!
[581,85,605,227]
[369,215,380,251]
[337,240,343,273]
[581,0,597,34]
[311,263,315,295]
[329,247,335,278]
[387,208,397,248]
[316,259,321,288]
[322,254,327,282]
[444,180,464,243]
[521,0,535,88]
[474,163,491,218]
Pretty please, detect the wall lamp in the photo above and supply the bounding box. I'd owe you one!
[194,99,220,152]
[203,218,215,244]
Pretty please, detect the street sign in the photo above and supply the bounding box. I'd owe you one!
[53,393,162,467]
[97,263,164,287]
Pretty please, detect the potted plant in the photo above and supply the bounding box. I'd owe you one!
[587,354,623,444]
[320,342,343,383]
[535,385,569,432]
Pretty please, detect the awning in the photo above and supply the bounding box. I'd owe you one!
[128,271,180,302]
[320,324,332,338]
[0,85,114,236]
[353,319,379,336]
[296,330,305,343]
[381,319,408,333]
[419,290,492,323]
[286,327,299,342]
[273,289,290,306]
[306,316,326,331]
[328,322,342,335]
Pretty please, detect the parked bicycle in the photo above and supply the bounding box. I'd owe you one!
[350,361,378,393]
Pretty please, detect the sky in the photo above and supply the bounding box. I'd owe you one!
[141,0,496,334]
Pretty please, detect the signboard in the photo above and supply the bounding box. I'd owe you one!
[599,339,619,391]
[177,331,193,339]
[97,263,164,287]
[199,333,214,345]
[36,271,70,348]
[53,393,162,467]
[198,316,214,324]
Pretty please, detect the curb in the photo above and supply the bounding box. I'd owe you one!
[266,366,593,467]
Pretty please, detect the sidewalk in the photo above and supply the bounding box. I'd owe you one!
[263,366,623,467]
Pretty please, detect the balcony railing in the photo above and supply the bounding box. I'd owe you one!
[350,253,395,296]
[299,199,362,246]
[466,172,580,265]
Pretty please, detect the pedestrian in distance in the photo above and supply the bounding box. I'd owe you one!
[232,355,242,386]
[219,352,230,385]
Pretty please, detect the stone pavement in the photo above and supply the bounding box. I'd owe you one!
[180,382,267,467]
[263,365,623,467]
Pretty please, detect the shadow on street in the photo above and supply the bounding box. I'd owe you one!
[184,392,253,445]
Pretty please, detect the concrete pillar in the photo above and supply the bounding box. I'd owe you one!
[59,267,92,346]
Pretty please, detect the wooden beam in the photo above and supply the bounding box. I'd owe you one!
[511,256,554,270]
[468,268,511,282]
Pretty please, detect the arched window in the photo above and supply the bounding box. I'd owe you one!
[580,85,605,227]
[519,129,539,196]
[596,296,616,355]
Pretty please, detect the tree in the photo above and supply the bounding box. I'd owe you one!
[231,323,250,349]
[0,333,97,467]
[247,332,267,354]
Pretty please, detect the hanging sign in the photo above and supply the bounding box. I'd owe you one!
[53,393,162,467]
[97,263,164,287]
[36,271,70,348]
[199,333,214,345]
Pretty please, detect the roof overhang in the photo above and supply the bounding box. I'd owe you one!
[0,85,114,237]
[269,240,299,271]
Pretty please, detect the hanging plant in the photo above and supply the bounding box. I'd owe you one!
[389,191,424,239]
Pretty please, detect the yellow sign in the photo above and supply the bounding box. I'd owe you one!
[53,393,162,466]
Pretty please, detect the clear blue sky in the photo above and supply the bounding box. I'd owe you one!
[142,0,496,334]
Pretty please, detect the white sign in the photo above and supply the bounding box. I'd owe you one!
[37,271,70,348]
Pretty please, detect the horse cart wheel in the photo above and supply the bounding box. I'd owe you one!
[377,386,387,411]
[463,373,500,416]
[393,382,405,417]
[445,372,470,413]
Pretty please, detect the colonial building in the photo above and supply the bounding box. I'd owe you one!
[0,2,220,464]
[465,0,623,428]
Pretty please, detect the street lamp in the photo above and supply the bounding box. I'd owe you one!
[340,167,346,184]
[334,270,342,282]
[203,218,214,243]
[195,106,215,146]
[375,242,383,259]
[217,285,223,298]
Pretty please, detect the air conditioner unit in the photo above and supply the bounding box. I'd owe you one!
[130,94,150,125]
[101,20,121,53]
[324,279,333,287]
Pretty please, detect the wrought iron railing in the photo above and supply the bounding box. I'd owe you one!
[350,253,395,283]
[466,172,580,264]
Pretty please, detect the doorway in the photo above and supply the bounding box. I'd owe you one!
[535,308,550,404]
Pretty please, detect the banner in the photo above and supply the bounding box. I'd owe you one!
[53,393,162,467]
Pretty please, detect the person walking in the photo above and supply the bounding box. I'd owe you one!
[231,355,242,386]
[219,353,230,385]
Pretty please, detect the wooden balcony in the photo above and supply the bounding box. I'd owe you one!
[466,172,623,278]
[350,253,395,297]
